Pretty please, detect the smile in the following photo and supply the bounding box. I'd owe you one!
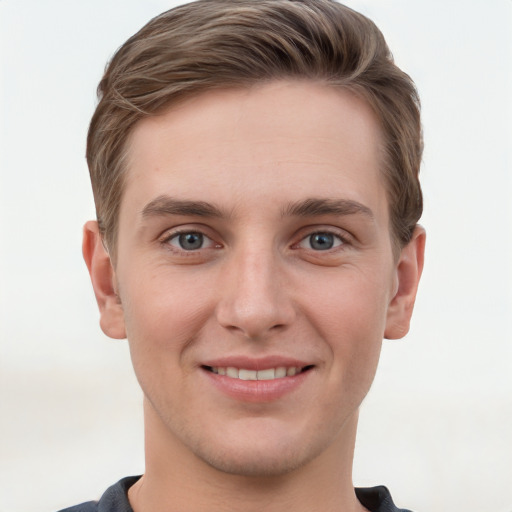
[204,366,312,380]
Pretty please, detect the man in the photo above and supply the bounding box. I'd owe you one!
[64,1,425,510]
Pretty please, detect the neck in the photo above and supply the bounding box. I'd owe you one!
[129,398,366,512]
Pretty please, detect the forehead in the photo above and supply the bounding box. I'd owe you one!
[121,81,388,223]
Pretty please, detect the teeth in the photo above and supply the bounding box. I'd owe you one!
[275,367,287,378]
[239,369,258,380]
[209,366,304,380]
[257,368,275,380]
[226,367,238,378]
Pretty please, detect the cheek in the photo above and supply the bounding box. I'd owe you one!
[304,270,389,391]
[120,280,209,411]
[119,271,214,363]
[308,269,391,341]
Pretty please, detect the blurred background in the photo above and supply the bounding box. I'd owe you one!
[0,1,511,510]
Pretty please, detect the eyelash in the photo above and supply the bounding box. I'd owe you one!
[294,229,350,252]
[159,227,350,255]
[159,229,220,253]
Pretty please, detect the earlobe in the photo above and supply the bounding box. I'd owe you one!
[384,226,426,340]
[82,221,127,339]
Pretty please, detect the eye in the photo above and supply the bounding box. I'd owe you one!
[299,232,344,251]
[166,231,216,251]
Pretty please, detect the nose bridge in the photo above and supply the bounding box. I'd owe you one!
[216,238,294,338]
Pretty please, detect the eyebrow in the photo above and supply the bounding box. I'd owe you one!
[141,195,226,219]
[140,195,373,221]
[282,198,374,219]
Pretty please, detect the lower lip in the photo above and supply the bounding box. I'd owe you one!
[202,368,311,403]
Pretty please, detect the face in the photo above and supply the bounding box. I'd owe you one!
[86,81,424,477]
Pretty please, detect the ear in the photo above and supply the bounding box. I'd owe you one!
[82,221,126,339]
[384,226,426,340]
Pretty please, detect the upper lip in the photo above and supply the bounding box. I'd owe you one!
[200,355,314,371]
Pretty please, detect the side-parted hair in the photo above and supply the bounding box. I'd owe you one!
[87,0,423,258]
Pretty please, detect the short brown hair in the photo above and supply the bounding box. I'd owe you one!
[87,0,422,257]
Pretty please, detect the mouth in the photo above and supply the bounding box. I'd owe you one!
[202,365,314,381]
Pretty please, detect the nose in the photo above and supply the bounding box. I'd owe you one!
[215,247,296,340]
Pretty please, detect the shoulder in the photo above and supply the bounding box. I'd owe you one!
[355,486,414,512]
[57,476,140,512]
[58,503,97,512]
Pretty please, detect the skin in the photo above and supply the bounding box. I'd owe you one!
[84,81,425,512]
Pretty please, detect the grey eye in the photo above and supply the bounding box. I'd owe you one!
[298,232,344,251]
[309,233,335,250]
[165,230,218,252]
[176,232,204,250]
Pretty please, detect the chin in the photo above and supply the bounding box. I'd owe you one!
[196,442,317,478]
[181,421,335,478]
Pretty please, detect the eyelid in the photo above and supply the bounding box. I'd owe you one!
[158,225,222,251]
[293,226,353,250]
[298,233,343,250]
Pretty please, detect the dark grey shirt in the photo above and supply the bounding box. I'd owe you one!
[58,476,413,512]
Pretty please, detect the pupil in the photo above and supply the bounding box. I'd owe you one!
[310,233,333,250]
[179,233,203,250]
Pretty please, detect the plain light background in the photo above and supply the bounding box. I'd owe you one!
[0,1,511,511]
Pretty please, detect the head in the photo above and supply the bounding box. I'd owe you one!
[87,0,422,261]
[83,0,425,484]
